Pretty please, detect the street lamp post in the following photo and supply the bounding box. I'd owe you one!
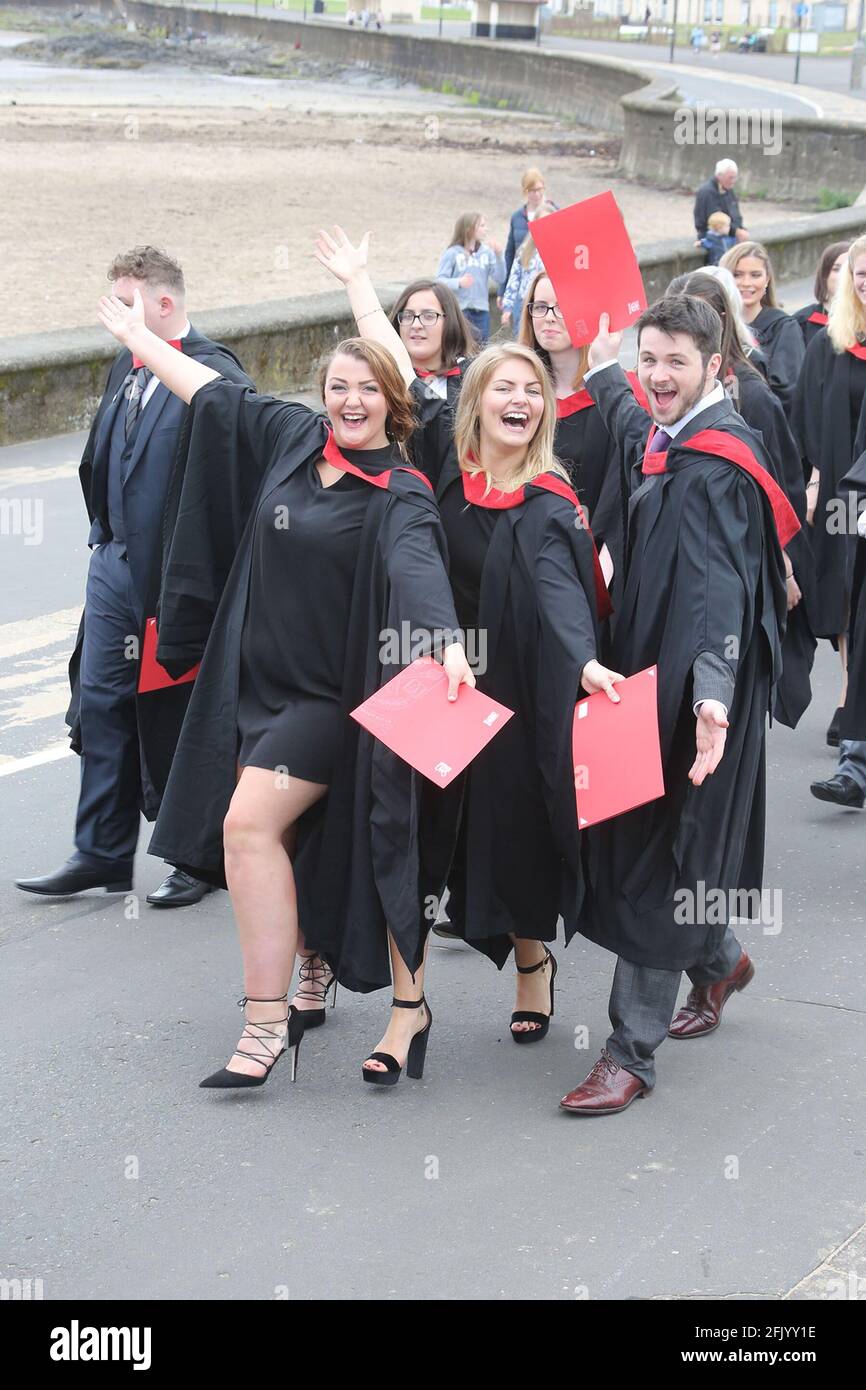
[793,2,805,85]
[852,0,866,90]
[669,0,678,61]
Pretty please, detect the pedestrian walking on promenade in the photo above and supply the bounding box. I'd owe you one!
[436,212,505,347]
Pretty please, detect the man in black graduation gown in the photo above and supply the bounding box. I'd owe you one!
[16,246,252,906]
[560,296,793,1115]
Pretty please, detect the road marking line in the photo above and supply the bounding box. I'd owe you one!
[0,607,82,660]
[0,462,80,490]
[0,742,73,777]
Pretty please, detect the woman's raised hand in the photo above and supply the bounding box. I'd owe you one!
[314,225,371,284]
[96,287,145,346]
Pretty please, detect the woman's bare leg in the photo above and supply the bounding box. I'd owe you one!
[220,766,327,1077]
[362,932,429,1074]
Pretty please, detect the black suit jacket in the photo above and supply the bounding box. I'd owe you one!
[68,325,253,817]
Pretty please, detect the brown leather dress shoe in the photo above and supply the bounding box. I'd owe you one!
[668,951,755,1039]
[559,1050,650,1115]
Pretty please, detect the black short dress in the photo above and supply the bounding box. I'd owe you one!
[237,444,393,785]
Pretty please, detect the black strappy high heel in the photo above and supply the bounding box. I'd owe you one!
[199,993,305,1088]
[294,953,338,1032]
[511,949,557,1045]
[362,997,433,1087]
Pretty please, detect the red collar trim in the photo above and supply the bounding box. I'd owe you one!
[323,430,432,491]
[460,470,612,620]
[132,338,182,370]
[642,426,800,547]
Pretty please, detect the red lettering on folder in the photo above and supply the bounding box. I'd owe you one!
[350,657,514,787]
[572,666,664,828]
[531,191,647,348]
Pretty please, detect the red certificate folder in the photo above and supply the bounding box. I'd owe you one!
[350,656,514,787]
[137,617,200,694]
[530,190,647,348]
[572,666,664,828]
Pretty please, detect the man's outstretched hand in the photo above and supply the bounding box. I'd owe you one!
[689,700,729,786]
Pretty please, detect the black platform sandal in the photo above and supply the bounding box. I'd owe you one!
[294,953,337,1032]
[200,994,305,1089]
[511,949,557,1045]
[362,997,433,1087]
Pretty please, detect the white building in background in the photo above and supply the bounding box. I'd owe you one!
[579,0,862,27]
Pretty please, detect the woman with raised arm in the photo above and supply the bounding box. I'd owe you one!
[316,226,622,1046]
[96,289,474,1092]
[517,269,649,610]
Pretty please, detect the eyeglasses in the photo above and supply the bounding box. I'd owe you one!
[528,302,564,321]
[397,310,445,326]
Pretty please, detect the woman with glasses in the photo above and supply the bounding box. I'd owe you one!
[389,279,474,407]
[518,271,648,609]
[317,225,623,1049]
[436,212,505,347]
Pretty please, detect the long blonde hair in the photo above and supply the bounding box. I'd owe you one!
[517,201,557,270]
[828,234,866,351]
[453,341,568,493]
[720,240,779,309]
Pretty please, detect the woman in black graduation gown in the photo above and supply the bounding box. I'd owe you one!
[793,241,850,348]
[97,290,474,1091]
[316,226,622,1045]
[389,278,474,482]
[721,241,804,411]
[792,234,866,743]
[516,269,649,609]
[667,270,816,728]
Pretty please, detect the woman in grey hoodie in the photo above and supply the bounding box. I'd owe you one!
[436,211,505,347]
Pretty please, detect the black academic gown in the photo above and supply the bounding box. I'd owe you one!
[577,366,788,972]
[792,302,828,349]
[731,364,816,727]
[148,379,461,994]
[751,306,806,413]
[552,371,648,618]
[432,455,604,965]
[792,329,866,639]
[65,329,251,819]
[839,450,866,741]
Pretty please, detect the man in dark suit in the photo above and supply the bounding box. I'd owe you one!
[16,246,252,906]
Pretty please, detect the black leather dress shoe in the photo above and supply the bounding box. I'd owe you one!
[146,868,215,908]
[16,855,133,896]
[809,773,865,808]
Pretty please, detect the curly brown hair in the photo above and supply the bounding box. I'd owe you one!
[107,245,185,295]
[318,339,417,457]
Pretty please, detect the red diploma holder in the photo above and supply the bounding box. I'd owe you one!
[572,666,665,828]
[350,656,514,787]
[137,617,200,694]
[530,190,647,348]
